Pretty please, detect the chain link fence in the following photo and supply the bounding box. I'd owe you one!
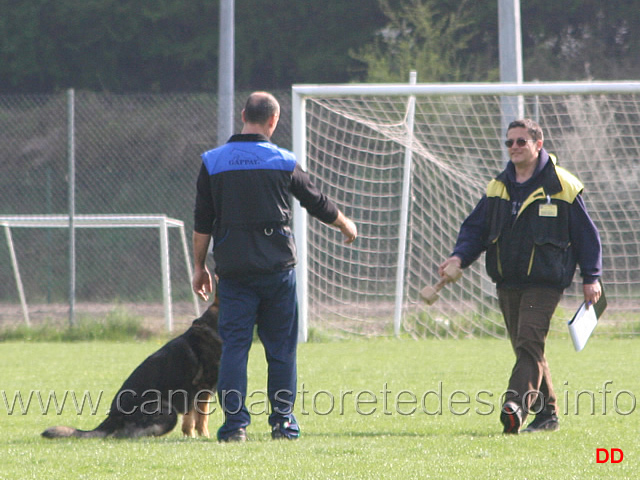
[0,90,292,330]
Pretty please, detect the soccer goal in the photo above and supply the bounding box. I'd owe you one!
[292,81,640,341]
[0,214,199,331]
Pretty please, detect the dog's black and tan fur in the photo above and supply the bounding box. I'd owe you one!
[42,301,222,439]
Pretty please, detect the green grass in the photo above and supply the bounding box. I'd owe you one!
[0,337,638,479]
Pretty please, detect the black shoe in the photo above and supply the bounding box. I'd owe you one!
[271,421,300,440]
[500,401,522,434]
[521,414,559,433]
[218,428,247,443]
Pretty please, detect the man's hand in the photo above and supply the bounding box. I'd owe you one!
[583,281,601,308]
[438,256,462,279]
[192,266,213,301]
[192,231,213,301]
[333,211,358,244]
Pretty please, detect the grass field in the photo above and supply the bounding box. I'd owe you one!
[0,336,637,479]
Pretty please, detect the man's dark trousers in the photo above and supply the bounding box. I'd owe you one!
[216,269,298,439]
[498,286,563,421]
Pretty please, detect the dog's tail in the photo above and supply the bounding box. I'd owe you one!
[42,416,116,439]
[41,425,108,439]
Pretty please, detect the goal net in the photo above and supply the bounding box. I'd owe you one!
[292,82,640,340]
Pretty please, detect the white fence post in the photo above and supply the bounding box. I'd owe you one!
[67,88,76,327]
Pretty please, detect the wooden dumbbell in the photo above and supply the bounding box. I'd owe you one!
[420,264,462,305]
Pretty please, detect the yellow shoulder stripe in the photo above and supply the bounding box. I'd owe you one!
[485,162,584,203]
[486,179,509,200]
[553,166,584,203]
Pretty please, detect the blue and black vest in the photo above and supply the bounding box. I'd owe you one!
[201,139,298,278]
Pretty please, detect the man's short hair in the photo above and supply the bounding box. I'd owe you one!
[507,118,544,142]
[244,92,279,125]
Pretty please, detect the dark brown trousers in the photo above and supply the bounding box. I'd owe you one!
[498,286,563,420]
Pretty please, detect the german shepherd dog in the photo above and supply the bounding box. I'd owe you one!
[42,300,222,439]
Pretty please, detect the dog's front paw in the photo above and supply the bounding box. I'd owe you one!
[181,411,197,437]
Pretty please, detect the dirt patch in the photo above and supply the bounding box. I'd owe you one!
[0,301,203,333]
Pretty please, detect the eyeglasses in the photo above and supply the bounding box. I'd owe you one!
[505,138,533,148]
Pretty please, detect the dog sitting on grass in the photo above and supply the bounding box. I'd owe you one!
[42,300,221,439]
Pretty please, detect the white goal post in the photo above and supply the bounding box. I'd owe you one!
[292,81,640,341]
[1,214,200,331]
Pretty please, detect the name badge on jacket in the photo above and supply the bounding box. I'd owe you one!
[539,203,558,217]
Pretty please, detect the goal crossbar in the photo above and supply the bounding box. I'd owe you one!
[293,81,640,97]
[0,214,199,331]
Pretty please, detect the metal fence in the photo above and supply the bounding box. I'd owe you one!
[0,90,292,330]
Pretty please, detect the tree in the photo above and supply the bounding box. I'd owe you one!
[1,0,638,93]
[352,0,640,84]
[350,0,499,83]
[0,0,386,93]
[0,0,220,92]
[234,0,387,89]
[521,0,640,80]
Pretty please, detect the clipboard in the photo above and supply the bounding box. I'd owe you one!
[567,281,607,352]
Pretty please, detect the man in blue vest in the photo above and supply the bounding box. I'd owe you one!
[439,118,601,434]
[192,91,357,442]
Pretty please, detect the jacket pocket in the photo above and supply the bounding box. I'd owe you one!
[485,238,502,282]
[527,235,570,286]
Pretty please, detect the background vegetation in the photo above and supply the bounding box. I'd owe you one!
[1,0,639,94]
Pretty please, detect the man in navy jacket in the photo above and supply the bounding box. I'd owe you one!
[439,118,601,434]
[192,92,357,442]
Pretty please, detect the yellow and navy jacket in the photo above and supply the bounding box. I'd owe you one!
[452,149,601,290]
[194,133,338,278]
